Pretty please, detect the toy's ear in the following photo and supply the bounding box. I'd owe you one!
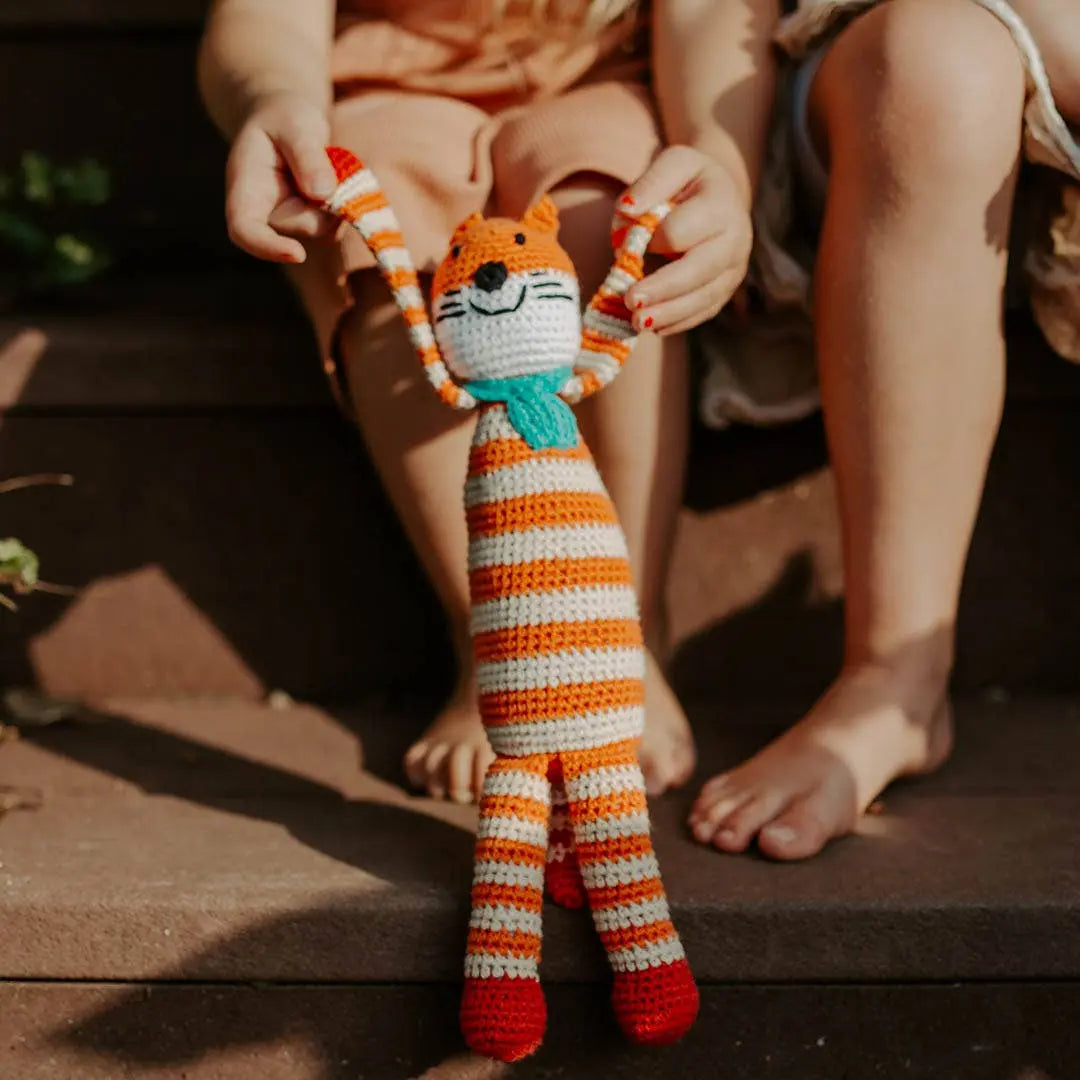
[449,212,484,248]
[522,196,560,234]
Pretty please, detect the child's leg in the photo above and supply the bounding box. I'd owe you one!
[553,177,695,796]
[691,0,1025,858]
[345,175,692,802]
[338,271,492,803]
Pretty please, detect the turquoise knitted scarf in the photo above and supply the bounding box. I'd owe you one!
[466,367,578,450]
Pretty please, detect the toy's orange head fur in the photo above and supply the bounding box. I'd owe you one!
[432,197,575,299]
[430,197,582,383]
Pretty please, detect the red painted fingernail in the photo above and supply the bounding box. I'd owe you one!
[620,194,633,205]
[644,316,654,329]
[635,299,644,310]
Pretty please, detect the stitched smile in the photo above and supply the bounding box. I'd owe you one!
[468,286,526,317]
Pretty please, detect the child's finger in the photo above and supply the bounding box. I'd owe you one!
[646,194,733,256]
[226,183,307,262]
[625,236,734,309]
[227,211,307,263]
[226,173,307,262]
[225,130,306,261]
[631,271,743,336]
[273,122,337,202]
[269,196,338,240]
[618,145,704,216]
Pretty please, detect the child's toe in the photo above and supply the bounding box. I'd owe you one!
[712,790,788,853]
[688,787,750,844]
[758,793,836,861]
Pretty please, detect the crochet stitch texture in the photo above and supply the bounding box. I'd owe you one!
[325,145,699,1062]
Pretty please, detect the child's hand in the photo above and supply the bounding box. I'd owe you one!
[621,146,753,336]
[225,92,339,263]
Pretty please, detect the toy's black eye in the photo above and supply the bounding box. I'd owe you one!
[452,245,461,258]
[514,232,526,245]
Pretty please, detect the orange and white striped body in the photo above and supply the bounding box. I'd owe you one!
[326,147,698,1063]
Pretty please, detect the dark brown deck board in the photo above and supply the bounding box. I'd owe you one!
[0,269,324,412]
[2,696,1077,985]
[3,980,1077,1079]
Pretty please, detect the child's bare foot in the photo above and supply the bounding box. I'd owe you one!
[640,648,696,796]
[688,660,954,860]
[403,648,694,803]
[404,672,494,803]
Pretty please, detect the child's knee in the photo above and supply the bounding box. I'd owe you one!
[336,270,436,401]
[338,270,410,364]
[818,0,1026,179]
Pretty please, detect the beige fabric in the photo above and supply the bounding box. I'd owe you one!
[332,0,648,109]
[289,2,659,414]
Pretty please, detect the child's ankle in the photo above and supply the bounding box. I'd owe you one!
[842,635,954,715]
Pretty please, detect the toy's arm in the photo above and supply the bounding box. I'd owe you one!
[324,147,476,411]
[560,204,671,404]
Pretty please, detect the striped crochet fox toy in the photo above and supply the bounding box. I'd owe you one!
[325,146,699,1063]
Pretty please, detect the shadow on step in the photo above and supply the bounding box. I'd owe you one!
[41,977,1080,1079]
[25,705,475,892]
[670,550,841,700]
[21,705,481,1075]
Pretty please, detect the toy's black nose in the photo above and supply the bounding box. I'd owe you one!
[473,261,508,293]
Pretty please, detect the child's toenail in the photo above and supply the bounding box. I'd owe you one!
[692,822,712,842]
[763,824,797,845]
[450,789,471,805]
[717,829,737,846]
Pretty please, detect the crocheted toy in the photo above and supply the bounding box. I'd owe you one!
[324,146,699,1062]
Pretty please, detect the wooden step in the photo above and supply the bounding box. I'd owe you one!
[0,32,227,261]
[4,981,1076,1078]
[0,0,207,29]
[1,693,1077,1077]
[1,277,1080,699]
[0,267,322,412]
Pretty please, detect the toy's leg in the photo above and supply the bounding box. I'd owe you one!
[461,753,551,1062]
[545,770,586,909]
[562,743,699,1046]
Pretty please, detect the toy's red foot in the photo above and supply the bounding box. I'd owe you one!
[461,976,547,1062]
[611,958,699,1046]
[545,852,586,909]
[325,146,363,182]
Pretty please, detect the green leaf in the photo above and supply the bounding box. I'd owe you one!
[0,209,51,257]
[61,159,110,205]
[20,152,53,205]
[34,233,110,287]
[0,538,40,587]
[54,233,96,267]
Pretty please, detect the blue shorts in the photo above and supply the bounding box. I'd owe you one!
[790,47,830,221]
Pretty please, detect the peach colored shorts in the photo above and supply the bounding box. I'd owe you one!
[288,78,662,409]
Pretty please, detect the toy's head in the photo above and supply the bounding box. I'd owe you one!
[431,198,582,383]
